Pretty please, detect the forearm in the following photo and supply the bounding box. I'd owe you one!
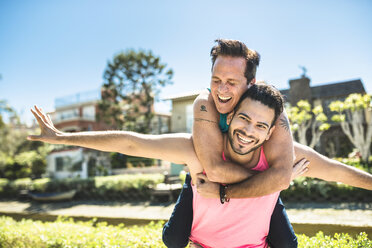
[226,167,290,198]
[56,131,143,154]
[205,160,255,184]
[326,161,372,190]
[295,143,372,190]
[192,93,253,184]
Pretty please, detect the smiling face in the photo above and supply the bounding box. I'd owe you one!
[210,56,252,114]
[227,98,275,156]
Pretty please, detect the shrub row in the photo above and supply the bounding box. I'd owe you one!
[0,174,164,201]
[281,177,372,202]
[0,157,371,202]
[0,216,370,248]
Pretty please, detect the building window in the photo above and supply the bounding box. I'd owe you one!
[55,109,79,122]
[83,105,96,121]
[186,104,193,133]
[56,157,65,171]
[55,156,82,172]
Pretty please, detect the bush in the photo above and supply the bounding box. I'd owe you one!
[0,216,165,248]
[0,216,370,248]
[281,177,371,202]
[0,174,164,201]
[0,178,9,195]
[298,231,371,248]
[126,156,155,168]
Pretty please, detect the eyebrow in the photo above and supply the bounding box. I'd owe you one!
[238,113,270,128]
[211,76,239,83]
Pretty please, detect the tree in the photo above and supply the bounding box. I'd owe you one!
[0,100,15,129]
[0,102,51,179]
[329,93,372,163]
[97,49,173,133]
[287,100,330,148]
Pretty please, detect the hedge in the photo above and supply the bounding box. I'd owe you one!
[0,157,371,202]
[0,174,164,201]
[281,177,372,202]
[0,216,370,248]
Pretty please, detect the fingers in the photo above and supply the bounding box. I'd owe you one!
[30,107,46,129]
[292,158,310,179]
[196,173,208,185]
[298,163,309,175]
[34,105,50,125]
[294,158,309,167]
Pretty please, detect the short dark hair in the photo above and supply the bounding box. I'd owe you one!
[210,39,260,84]
[235,83,284,127]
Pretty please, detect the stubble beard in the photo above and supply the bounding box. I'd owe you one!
[228,130,264,156]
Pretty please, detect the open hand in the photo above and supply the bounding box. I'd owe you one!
[27,105,63,144]
[196,173,220,198]
[291,158,309,180]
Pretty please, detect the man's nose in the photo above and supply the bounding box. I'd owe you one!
[218,83,229,92]
[243,124,255,135]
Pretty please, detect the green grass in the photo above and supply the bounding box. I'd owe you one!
[0,216,371,248]
[0,216,165,248]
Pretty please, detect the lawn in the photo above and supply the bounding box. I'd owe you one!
[0,216,371,248]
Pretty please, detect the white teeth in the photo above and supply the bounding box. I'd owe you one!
[218,95,232,101]
[237,134,253,143]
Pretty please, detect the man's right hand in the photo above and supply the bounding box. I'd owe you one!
[291,158,309,181]
[27,105,63,144]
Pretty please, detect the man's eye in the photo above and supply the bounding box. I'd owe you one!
[257,125,267,130]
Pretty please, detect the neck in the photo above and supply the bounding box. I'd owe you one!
[223,134,260,167]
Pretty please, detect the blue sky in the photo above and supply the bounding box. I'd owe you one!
[1,0,371,124]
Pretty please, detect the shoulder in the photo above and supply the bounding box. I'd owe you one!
[193,90,216,113]
[194,89,212,104]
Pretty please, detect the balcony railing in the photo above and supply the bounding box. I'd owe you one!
[55,90,100,108]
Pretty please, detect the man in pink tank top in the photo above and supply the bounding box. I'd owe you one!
[28,83,294,247]
[189,83,286,248]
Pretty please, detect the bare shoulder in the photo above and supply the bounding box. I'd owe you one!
[193,90,218,120]
[194,89,211,101]
[263,110,294,166]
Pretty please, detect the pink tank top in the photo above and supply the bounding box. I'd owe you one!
[189,147,280,248]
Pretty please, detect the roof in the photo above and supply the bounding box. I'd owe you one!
[280,79,366,102]
[163,89,205,101]
[55,89,100,109]
[310,79,365,98]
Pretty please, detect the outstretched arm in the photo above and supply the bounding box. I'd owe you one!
[294,142,372,190]
[196,143,372,199]
[192,91,254,183]
[28,106,200,174]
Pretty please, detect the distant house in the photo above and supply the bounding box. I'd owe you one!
[166,78,367,157]
[51,90,110,132]
[164,89,203,133]
[280,77,366,120]
[46,90,171,179]
[280,76,366,157]
[45,90,111,179]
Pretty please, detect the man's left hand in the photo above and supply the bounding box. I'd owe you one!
[196,173,220,198]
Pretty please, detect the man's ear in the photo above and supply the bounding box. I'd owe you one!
[227,111,235,125]
[248,78,256,86]
[266,125,276,141]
